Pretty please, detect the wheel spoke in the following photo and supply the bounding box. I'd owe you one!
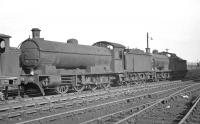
[89,84,97,91]
[74,84,85,92]
[103,83,110,90]
[56,85,68,94]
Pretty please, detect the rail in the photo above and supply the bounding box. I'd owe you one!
[114,83,200,124]
[178,94,200,124]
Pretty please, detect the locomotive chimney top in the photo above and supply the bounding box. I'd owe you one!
[31,28,41,39]
[67,38,78,44]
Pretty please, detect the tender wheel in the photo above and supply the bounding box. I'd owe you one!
[88,84,97,91]
[74,84,85,92]
[56,85,69,94]
[122,81,129,86]
[0,91,4,100]
[102,83,110,90]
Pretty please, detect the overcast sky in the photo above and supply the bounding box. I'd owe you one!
[1,0,200,62]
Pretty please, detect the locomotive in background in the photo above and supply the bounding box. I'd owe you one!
[19,28,187,95]
[0,34,21,99]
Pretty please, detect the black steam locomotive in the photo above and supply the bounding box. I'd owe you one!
[0,34,21,99]
[0,28,187,97]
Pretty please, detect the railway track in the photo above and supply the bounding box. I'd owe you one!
[107,82,200,124]
[1,80,173,102]
[178,94,200,124]
[0,80,176,105]
[2,80,195,124]
[2,80,187,107]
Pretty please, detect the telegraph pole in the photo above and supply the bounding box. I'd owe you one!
[146,32,150,53]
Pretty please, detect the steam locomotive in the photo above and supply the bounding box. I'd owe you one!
[0,34,21,99]
[0,28,187,97]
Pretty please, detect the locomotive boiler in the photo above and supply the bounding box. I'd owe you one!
[20,29,112,74]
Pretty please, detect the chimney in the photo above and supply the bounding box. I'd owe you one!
[31,28,41,39]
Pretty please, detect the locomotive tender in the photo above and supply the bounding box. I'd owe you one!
[19,28,187,95]
[0,28,187,97]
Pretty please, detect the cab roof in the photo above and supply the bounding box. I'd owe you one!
[93,41,125,48]
[0,34,11,38]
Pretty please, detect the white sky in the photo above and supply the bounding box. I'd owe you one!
[1,0,200,62]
